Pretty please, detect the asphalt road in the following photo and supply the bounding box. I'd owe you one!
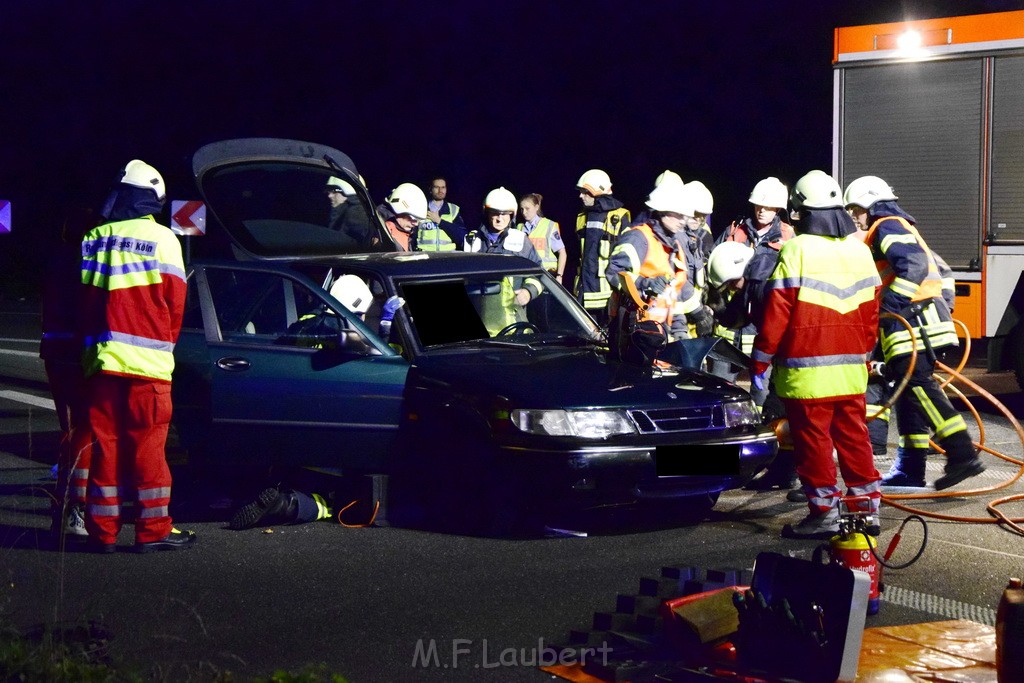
[2,302,1023,682]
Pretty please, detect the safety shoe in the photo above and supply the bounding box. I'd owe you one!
[134,528,197,554]
[880,471,928,490]
[781,508,840,540]
[229,487,290,530]
[786,488,807,503]
[934,456,986,491]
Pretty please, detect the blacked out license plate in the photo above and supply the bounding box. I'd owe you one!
[655,444,740,477]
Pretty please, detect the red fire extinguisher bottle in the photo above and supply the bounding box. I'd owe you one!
[831,531,880,615]
[997,577,1024,682]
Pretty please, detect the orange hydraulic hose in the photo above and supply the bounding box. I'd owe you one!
[880,358,1024,535]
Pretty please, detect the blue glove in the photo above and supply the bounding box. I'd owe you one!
[381,295,405,322]
[752,371,768,392]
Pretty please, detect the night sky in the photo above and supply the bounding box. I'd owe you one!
[1,0,1020,298]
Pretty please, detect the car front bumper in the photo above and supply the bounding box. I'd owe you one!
[496,431,778,508]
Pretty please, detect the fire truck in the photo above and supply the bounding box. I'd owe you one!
[833,9,1024,389]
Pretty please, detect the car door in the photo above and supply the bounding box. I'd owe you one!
[192,262,408,472]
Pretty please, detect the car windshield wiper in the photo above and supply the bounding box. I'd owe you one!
[526,334,605,348]
[431,338,531,350]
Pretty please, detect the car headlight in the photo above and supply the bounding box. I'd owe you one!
[511,409,637,438]
[723,399,760,428]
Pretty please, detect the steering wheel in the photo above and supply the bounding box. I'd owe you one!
[496,321,539,336]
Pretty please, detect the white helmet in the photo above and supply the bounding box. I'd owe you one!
[646,179,699,215]
[843,175,898,209]
[385,182,428,220]
[483,186,517,212]
[326,176,357,196]
[791,170,844,210]
[654,169,684,188]
[329,274,372,315]
[121,159,166,201]
[685,180,714,214]
[748,177,788,209]
[706,241,755,288]
[577,169,612,196]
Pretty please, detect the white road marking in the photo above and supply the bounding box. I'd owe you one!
[0,337,39,344]
[0,390,55,410]
[882,585,995,625]
[929,537,1024,560]
[0,348,40,358]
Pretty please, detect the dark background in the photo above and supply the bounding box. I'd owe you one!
[1,0,1020,299]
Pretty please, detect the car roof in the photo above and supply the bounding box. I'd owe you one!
[196,251,546,279]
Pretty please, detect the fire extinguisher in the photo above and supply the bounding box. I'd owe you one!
[812,496,881,614]
[814,497,929,616]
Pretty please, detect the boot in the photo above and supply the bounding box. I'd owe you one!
[881,446,928,489]
[781,507,840,540]
[229,487,300,530]
[229,488,329,530]
[744,449,797,491]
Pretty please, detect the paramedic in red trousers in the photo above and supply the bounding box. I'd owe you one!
[79,160,195,553]
[750,170,883,539]
[844,175,985,490]
[574,169,630,326]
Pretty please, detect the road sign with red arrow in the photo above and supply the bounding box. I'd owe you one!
[170,200,206,236]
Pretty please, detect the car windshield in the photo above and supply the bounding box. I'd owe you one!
[200,161,387,258]
[397,271,603,350]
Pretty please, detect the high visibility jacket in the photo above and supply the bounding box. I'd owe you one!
[751,233,881,400]
[576,197,630,311]
[464,227,544,335]
[864,216,958,360]
[416,221,456,251]
[80,216,186,382]
[432,200,467,247]
[719,216,794,249]
[518,217,561,271]
[607,223,702,322]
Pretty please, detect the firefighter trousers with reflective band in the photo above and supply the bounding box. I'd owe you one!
[47,359,92,508]
[84,374,174,544]
[886,353,975,462]
[781,396,881,517]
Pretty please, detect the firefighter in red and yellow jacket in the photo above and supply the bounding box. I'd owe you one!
[844,175,984,490]
[80,160,195,553]
[751,171,882,539]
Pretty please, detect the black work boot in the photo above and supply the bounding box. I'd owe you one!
[229,487,300,530]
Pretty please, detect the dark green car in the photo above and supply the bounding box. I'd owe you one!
[172,139,777,531]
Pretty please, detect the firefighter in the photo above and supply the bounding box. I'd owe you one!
[325,176,372,246]
[464,187,544,335]
[381,183,455,252]
[516,193,566,284]
[682,180,716,256]
[710,177,795,393]
[425,176,468,248]
[606,180,715,360]
[751,170,882,539]
[844,175,984,490]
[574,169,630,326]
[79,160,195,553]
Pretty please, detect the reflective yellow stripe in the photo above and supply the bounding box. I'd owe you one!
[611,242,642,274]
[934,414,968,440]
[312,493,332,520]
[83,339,175,381]
[774,363,868,399]
[905,434,930,449]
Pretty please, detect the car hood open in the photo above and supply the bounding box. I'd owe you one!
[192,138,392,260]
